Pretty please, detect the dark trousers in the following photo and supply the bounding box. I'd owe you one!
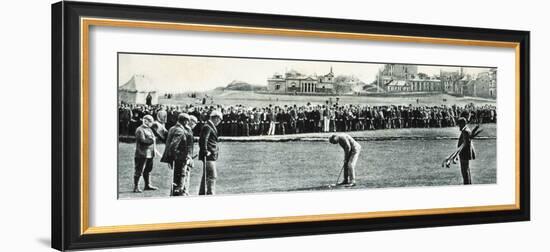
[262,122,269,135]
[253,122,260,135]
[119,120,129,135]
[297,120,305,133]
[134,157,154,188]
[134,157,153,178]
[230,123,238,136]
[277,122,286,135]
[289,121,296,134]
[460,159,472,185]
[172,159,187,196]
[199,160,217,195]
[239,122,249,136]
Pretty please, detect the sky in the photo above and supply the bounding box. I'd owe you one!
[118,53,493,92]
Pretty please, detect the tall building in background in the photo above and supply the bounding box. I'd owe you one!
[378,64,443,92]
[267,67,336,94]
[377,64,496,99]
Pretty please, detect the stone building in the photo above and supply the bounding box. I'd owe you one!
[407,77,443,92]
[379,64,443,92]
[475,69,497,98]
[378,64,496,99]
[381,64,418,79]
[440,69,464,95]
[463,69,497,98]
[267,67,335,94]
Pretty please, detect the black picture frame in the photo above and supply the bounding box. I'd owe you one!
[52,1,530,251]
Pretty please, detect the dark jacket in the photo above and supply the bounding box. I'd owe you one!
[160,123,186,163]
[175,126,194,162]
[458,126,476,160]
[238,113,249,123]
[199,120,219,161]
[134,125,155,158]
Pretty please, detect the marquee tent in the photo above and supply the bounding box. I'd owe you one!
[118,74,158,105]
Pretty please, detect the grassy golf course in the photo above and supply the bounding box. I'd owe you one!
[118,124,496,199]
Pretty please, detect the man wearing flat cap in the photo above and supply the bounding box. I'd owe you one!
[161,113,189,196]
[178,115,198,195]
[457,117,476,184]
[133,115,158,193]
[198,110,222,195]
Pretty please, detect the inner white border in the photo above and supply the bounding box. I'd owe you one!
[88,24,516,227]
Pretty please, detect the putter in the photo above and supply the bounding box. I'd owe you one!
[328,165,345,188]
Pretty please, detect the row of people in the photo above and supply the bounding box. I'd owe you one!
[119,102,496,137]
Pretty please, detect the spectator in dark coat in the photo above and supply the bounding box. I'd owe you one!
[198,110,222,195]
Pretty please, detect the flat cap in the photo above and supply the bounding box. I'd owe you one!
[178,113,190,121]
[210,110,223,118]
[189,115,198,123]
[143,115,154,122]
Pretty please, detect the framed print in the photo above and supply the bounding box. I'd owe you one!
[51,1,530,250]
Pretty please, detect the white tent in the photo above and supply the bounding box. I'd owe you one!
[118,74,158,105]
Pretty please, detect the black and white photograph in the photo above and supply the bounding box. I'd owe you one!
[1,0,542,250]
[117,53,497,199]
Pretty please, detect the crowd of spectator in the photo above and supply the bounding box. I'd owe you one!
[119,101,496,138]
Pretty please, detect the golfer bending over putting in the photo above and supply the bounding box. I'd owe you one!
[329,134,362,186]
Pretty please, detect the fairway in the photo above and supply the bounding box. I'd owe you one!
[118,126,496,199]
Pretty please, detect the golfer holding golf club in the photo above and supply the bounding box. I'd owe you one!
[329,134,362,187]
[198,110,222,195]
[456,117,476,184]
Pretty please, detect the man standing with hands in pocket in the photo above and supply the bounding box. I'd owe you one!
[199,110,223,195]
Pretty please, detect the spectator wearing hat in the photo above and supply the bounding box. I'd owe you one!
[289,105,298,134]
[322,105,329,132]
[198,110,222,195]
[314,106,322,132]
[267,108,276,135]
[226,108,235,136]
[178,115,198,195]
[119,104,133,136]
[156,105,167,125]
[297,107,306,133]
[161,113,189,195]
[238,108,250,136]
[133,115,158,193]
[252,108,262,135]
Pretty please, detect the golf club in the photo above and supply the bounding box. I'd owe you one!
[328,165,345,188]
